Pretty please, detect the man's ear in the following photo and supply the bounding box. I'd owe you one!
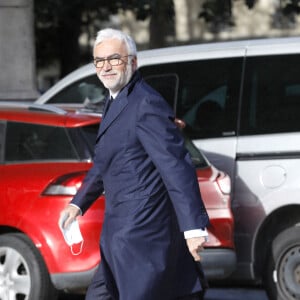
[131,56,138,71]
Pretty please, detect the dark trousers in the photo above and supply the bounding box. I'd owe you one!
[85,264,206,300]
[85,264,112,300]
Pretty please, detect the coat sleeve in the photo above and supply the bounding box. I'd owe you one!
[70,142,104,214]
[136,92,209,232]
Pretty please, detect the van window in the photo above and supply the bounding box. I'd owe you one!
[47,74,106,106]
[144,73,179,110]
[240,54,300,135]
[140,58,242,139]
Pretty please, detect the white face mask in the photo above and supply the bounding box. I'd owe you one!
[59,215,84,256]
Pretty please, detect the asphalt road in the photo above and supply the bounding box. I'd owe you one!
[60,287,269,300]
[205,287,268,300]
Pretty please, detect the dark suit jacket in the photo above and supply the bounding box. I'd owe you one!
[72,71,209,300]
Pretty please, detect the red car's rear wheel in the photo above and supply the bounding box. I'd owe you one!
[0,233,58,300]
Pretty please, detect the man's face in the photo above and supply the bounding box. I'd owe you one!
[93,38,137,94]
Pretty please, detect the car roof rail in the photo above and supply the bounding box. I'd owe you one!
[28,104,67,115]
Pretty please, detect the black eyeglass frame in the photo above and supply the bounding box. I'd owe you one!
[93,55,134,68]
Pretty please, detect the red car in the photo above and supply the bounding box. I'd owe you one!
[0,103,235,300]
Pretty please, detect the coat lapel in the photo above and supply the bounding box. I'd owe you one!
[102,95,111,116]
[97,71,141,139]
[97,95,128,138]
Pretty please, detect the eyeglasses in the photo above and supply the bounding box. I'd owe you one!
[93,55,133,68]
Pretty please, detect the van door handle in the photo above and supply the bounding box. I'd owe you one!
[222,131,236,136]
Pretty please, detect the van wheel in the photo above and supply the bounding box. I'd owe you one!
[264,226,300,300]
[0,233,58,300]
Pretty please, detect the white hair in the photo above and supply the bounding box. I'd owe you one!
[94,28,137,56]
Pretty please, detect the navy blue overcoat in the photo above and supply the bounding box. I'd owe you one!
[72,72,209,300]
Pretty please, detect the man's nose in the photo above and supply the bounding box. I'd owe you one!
[103,60,112,71]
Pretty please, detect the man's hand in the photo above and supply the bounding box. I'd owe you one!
[186,236,207,261]
[58,205,81,229]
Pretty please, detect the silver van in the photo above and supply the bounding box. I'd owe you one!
[36,36,300,300]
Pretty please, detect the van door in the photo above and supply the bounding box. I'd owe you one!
[141,57,244,181]
[236,53,300,277]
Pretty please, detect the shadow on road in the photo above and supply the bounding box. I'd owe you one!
[204,287,268,300]
[59,287,268,300]
[59,292,85,300]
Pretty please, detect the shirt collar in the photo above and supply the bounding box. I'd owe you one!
[110,91,119,100]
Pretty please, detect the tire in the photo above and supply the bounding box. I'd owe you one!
[264,226,300,300]
[0,233,58,300]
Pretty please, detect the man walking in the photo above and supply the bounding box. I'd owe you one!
[59,28,209,300]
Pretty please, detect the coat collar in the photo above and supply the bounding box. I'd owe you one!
[98,71,141,138]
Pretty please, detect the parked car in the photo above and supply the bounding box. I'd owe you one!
[0,103,234,300]
[35,36,300,300]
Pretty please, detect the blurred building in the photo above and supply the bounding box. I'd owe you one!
[1,0,299,97]
[0,0,38,101]
[125,0,300,45]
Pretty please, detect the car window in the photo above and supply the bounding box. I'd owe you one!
[47,74,106,107]
[68,124,99,160]
[5,122,78,162]
[184,135,209,169]
[240,54,300,135]
[140,58,242,139]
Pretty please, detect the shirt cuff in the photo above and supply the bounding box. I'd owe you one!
[184,228,208,240]
[69,203,83,216]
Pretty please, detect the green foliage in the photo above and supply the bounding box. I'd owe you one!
[34,0,173,76]
[198,0,234,32]
[34,0,300,78]
[35,0,117,74]
[281,0,300,15]
[245,0,256,9]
